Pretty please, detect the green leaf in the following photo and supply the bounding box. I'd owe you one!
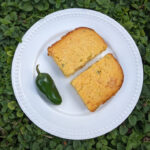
[65,145,73,150]
[56,0,61,9]
[128,115,137,126]
[77,0,84,7]
[143,105,149,113]
[26,124,32,132]
[35,1,49,11]
[19,2,33,11]
[8,101,16,110]
[145,2,150,11]
[123,21,134,30]
[110,129,118,139]
[32,142,40,150]
[1,101,8,113]
[96,0,110,6]
[73,141,81,149]
[126,131,143,150]
[141,84,150,98]
[3,113,9,122]
[117,143,125,150]
[10,12,18,21]
[111,139,117,146]
[144,123,150,133]
[140,36,148,45]
[0,16,11,24]
[106,134,112,140]
[122,136,128,144]
[96,142,102,149]
[17,110,24,118]
[34,0,40,3]
[144,143,150,150]
[119,125,128,135]
[101,139,108,146]
[131,4,139,9]
[84,0,91,8]
[89,2,97,9]
[7,51,14,57]
[49,0,56,4]
[144,65,150,76]
[56,144,63,150]
[136,110,145,121]
[50,141,57,148]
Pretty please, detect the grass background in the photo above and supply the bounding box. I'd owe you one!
[0,0,150,150]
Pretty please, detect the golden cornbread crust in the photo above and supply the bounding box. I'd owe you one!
[71,54,124,112]
[48,27,107,76]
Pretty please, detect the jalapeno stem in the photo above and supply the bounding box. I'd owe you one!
[36,64,40,75]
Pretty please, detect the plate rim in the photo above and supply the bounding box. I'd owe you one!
[11,8,143,140]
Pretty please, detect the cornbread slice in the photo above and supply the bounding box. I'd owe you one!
[48,27,107,76]
[71,54,124,112]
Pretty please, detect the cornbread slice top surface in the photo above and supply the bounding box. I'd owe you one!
[48,27,107,76]
[71,54,124,112]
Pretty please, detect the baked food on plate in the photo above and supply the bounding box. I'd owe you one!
[48,27,107,76]
[71,54,124,112]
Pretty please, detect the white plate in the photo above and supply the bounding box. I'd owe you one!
[11,8,143,140]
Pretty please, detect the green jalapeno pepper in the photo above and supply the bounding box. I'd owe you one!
[36,65,62,105]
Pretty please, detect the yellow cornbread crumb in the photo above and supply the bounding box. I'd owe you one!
[71,54,124,112]
[48,27,107,76]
